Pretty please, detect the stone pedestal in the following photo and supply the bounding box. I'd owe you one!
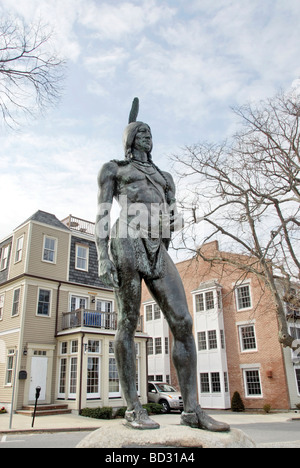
[77,421,256,449]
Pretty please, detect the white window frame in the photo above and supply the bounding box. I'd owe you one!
[11,288,20,317]
[15,235,24,263]
[238,323,257,352]
[5,349,15,386]
[36,288,52,317]
[243,368,263,398]
[0,245,9,271]
[0,294,4,321]
[42,235,57,264]
[75,244,89,271]
[108,341,121,398]
[235,283,252,311]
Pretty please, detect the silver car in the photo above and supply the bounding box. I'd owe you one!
[148,381,184,413]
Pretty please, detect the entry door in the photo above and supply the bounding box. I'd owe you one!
[29,357,48,401]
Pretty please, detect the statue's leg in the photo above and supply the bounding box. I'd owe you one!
[145,253,230,432]
[113,253,159,430]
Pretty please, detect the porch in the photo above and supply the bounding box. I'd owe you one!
[60,309,143,333]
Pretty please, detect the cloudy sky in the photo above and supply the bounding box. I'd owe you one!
[0,0,300,241]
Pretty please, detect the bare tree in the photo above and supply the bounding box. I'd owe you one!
[172,88,300,349]
[0,17,65,127]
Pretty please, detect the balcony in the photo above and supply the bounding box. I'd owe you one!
[61,309,143,333]
[61,214,95,237]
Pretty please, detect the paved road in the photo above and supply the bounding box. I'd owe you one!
[1,419,300,448]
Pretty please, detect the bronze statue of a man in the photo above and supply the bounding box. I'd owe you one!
[95,99,229,432]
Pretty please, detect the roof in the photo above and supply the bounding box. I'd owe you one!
[16,210,70,232]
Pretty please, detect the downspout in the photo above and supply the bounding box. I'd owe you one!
[55,282,62,336]
[79,332,85,414]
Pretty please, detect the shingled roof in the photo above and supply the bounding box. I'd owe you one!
[16,210,70,231]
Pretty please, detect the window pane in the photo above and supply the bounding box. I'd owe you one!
[197,331,207,350]
[245,370,262,396]
[195,294,204,312]
[237,285,252,309]
[208,330,217,349]
[241,326,256,350]
[211,372,221,393]
[200,373,210,393]
[37,289,51,316]
[205,291,214,310]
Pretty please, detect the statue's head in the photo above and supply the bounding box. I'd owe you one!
[123,121,153,160]
[123,98,153,160]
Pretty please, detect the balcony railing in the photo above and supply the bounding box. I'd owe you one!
[61,309,143,333]
[61,214,95,236]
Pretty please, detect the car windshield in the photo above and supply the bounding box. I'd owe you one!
[156,384,176,393]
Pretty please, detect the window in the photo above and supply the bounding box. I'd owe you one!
[236,284,252,310]
[154,304,161,320]
[295,368,300,394]
[87,357,100,399]
[205,292,214,310]
[12,288,20,317]
[155,337,162,355]
[195,294,204,312]
[43,236,57,263]
[0,295,4,320]
[145,305,153,321]
[220,330,225,349]
[0,245,9,270]
[75,244,89,271]
[71,340,78,354]
[211,372,221,393]
[195,291,216,312]
[88,340,101,353]
[224,372,229,393]
[239,325,257,351]
[197,332,207,351]
[244,369,262,397]
[200,373,210,393]
[69,357,78,398]
[145,303,161,321]
[147,338,153,355]
[165,337,169,355]
[61,342,68,354]
[37,289,51,316]
[5,349,15,385]
[208,330,218,350]
[58,358,67,398]
[15,236,24,263]
[109,341,120,398]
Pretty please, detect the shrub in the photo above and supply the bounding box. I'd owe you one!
[231,391,245,412]
[81,406,113,420]
[0,407,7,414]
[296,403,300,410]
[143,403,163,415]
[263,404,272,414]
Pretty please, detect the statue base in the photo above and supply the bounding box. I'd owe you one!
[77,420,256,449]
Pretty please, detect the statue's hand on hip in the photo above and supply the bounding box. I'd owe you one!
[98,259,119,289]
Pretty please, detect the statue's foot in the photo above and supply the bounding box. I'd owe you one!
[181,406,230,432]
[125,408,160,430]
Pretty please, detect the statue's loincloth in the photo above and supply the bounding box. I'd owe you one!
[110,231,167,280]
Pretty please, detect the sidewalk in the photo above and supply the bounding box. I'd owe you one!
[0,410,298,435]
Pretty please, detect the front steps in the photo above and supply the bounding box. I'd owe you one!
[16,404,71,417]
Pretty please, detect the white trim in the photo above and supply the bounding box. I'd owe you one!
[42,235,58,264]
[36,287,53,318]
[75,243,89,272]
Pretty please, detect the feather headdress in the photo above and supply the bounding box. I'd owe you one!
[128,97,139,123]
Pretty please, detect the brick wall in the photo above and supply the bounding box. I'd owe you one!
[141,241,290,409]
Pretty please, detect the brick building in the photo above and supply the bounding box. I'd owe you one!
[142,241,300,410]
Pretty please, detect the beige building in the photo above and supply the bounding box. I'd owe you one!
[0,211,148,414]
